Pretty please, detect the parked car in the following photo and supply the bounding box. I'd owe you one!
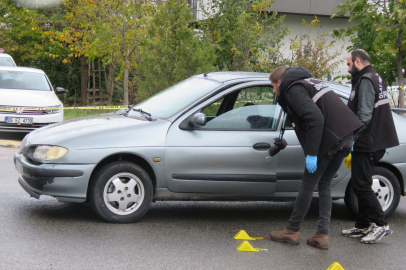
[14,72,406,223]
[0,49,16,66]
[0,66,65,132]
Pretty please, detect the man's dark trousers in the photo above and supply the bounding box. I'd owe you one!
[351,150,387,228]
[287,134,353,234]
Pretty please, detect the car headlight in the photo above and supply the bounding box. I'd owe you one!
[43,105,62,114]
[29,145,68,161]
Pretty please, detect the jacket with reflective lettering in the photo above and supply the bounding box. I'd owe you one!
[347,65,399,152]
[278,67,362,158]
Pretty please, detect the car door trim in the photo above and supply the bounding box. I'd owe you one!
[276,172,303,180]
[172,174,277,182]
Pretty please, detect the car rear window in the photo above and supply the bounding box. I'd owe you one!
[0,70,51,91]
[0,58,15,66]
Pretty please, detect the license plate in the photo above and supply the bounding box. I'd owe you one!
[5,117,33,124]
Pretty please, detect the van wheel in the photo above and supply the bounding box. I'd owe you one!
[344,167,401,218]
[88,161,153,223]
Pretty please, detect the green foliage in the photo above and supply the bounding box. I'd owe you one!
[63,109,113,120]
[287,17,344,79]
[0,0,82,105]
[333,0,406,107]
[199,0,289,72]
[136,0,216,101]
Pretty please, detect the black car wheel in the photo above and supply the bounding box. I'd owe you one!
[88,161,153,223]
[344,167,401,218]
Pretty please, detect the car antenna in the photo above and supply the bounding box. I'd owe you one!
[204,72,210,77]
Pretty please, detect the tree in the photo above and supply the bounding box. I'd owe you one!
[288,17,344,79]
[135,0,216,101]
[333,0,406,108]
[0,0,84,105]
[199,0,289,72]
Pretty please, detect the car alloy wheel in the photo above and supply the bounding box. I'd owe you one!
[89,161,153,223]
[103,172,145,215]
[371,175,394,212]
[344,167,401,218]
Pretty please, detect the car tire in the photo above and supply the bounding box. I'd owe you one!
[344,167,401,219]
[88,161,153,223]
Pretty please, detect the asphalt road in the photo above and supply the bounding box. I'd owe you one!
[1,146,406,270]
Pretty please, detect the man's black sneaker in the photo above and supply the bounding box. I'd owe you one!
[383,225,393,238]
[360,223,387,244]
[341,227,370,238]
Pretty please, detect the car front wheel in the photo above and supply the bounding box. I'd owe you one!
[88,161,153,223]
[344,167,401,218]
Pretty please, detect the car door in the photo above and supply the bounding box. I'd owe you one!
[275,109,351,194]
[164,82,281,195]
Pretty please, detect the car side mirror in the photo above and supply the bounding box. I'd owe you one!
[190,113,207,126]
[55,87,65,94]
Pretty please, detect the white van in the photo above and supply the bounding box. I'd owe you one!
[0,66,65,132]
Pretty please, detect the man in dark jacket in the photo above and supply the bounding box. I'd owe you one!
[269,66,362,250]
[341,49,399,244]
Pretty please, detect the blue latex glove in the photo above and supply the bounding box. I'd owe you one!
[306,155,317,173]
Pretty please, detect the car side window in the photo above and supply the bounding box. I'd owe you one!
[200,86,281,130]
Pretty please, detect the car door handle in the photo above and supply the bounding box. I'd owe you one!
[253,143,271,150]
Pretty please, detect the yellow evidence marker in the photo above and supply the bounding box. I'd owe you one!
[234,230,263,240]
[344,154,352,169]
[236,241,268,252]
[327,262,345,270]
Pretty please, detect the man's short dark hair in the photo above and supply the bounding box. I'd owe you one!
[351,49,370,65]
[270,66,286,83]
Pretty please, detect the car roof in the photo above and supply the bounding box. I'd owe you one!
[194,71,351,96]
[0,53,13,58]
[0,66,45,74]
[193,71,271,82]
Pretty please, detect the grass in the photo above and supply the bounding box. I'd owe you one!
[63,109,117,121]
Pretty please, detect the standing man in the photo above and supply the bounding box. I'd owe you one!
[341,49,399,244]
[269,67,362,250]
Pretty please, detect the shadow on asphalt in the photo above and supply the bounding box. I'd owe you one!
[0,132,28,141]
[17,198,356,224]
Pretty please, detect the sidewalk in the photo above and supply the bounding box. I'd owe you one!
[0,139,21,148]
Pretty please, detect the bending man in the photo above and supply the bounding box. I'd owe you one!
[269,67,362,250]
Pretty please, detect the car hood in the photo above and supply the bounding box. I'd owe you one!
[0,89,61,107]
[25,113,172,149]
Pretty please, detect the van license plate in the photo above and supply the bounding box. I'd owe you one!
[5,117,33,124]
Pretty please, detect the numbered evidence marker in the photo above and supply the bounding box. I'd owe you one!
[234,230,263,240]
[236,241,268,252]
[327,262,345,270]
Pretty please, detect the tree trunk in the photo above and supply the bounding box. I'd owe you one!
[123,68,129,105]
[396,52,404,108]
[107,62,114,105]
[396,24,405,108]
[80,56,88,106]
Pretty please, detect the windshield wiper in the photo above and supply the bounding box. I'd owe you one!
[132,108,153,121]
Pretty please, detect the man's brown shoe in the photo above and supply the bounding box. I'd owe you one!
[307,233,329,250]
[270,227,300,245]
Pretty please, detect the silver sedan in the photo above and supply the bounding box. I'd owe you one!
[14,72,406,223]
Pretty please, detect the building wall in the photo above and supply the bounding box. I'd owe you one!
[278,13,355,80]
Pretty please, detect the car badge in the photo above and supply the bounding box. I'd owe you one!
[16,109,23,114]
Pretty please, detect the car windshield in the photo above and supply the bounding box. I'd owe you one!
[0,58,15,66]
[0,70,51,91]
[133,77,222,118]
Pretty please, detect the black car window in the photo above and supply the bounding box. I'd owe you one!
[200,86,280,130]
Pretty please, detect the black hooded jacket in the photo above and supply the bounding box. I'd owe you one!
[278,67,362,158]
